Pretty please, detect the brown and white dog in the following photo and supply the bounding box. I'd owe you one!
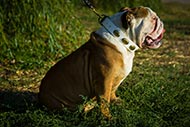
[38,6,165,118]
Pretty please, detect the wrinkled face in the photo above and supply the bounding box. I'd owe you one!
[136,7,165,48]
[115,6,165,49]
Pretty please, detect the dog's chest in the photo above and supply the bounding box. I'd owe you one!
[115,51,134,86]
[122,51,134,77]
[95,28,135,77]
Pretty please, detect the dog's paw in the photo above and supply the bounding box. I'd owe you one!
[83,101,97,112]
[100,103,112,119]
[111,97,123,105]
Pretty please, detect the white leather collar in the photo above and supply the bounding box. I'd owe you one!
[97,16,139,52]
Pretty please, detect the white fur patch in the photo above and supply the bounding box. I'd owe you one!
[95,13,137,78]
[96,28,134,77]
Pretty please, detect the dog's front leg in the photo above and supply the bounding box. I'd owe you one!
[98,79,113,119]
[84,80,113,118]
[110,82,123,105]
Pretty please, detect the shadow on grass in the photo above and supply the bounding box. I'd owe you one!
[0,90,39,112]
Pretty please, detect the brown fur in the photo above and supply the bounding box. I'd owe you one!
[39,6,163,119]
[120,6,149,29]
[39,33,125,118]
[131,7,148,18]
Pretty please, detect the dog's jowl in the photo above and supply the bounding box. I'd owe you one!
[38,6,165,118]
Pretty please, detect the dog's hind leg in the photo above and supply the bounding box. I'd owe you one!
[83,97,97,112]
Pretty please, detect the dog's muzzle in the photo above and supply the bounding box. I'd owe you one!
[143,18,165,49]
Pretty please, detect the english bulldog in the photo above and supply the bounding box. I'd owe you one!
[38,6,165,118]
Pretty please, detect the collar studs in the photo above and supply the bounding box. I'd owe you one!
[113,30,120,37]
[129,45,136,50]
[99,17,139,52]
[122,38,129,45]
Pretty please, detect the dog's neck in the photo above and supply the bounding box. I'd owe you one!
[95,15,139,54]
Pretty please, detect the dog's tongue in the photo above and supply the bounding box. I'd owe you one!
[146,29,165,45]
[146,36,154,44]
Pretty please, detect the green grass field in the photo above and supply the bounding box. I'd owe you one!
[0,1,190,127]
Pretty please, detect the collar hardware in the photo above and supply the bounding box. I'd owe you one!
[100,17,139,52]
[83,0,139,52]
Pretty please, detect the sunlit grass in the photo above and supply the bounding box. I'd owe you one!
[0,1,190,127]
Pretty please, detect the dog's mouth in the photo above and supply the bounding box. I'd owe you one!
[142,19,165,49]
[143,29,165,48]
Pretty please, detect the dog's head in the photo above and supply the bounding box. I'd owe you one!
[110,6,165,49]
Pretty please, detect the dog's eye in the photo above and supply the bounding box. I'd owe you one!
[152,16,157,20]
[151,16,157,24]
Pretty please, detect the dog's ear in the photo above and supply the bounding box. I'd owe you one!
[121,12,130,29]
[120,8,134,29]
[131,7,148,18]
[120,6,148,29]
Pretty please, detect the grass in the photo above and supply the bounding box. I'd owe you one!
[0,1,190,127]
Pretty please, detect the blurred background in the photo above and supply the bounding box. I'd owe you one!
[0,0,189,126]
[0,0,189,68]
